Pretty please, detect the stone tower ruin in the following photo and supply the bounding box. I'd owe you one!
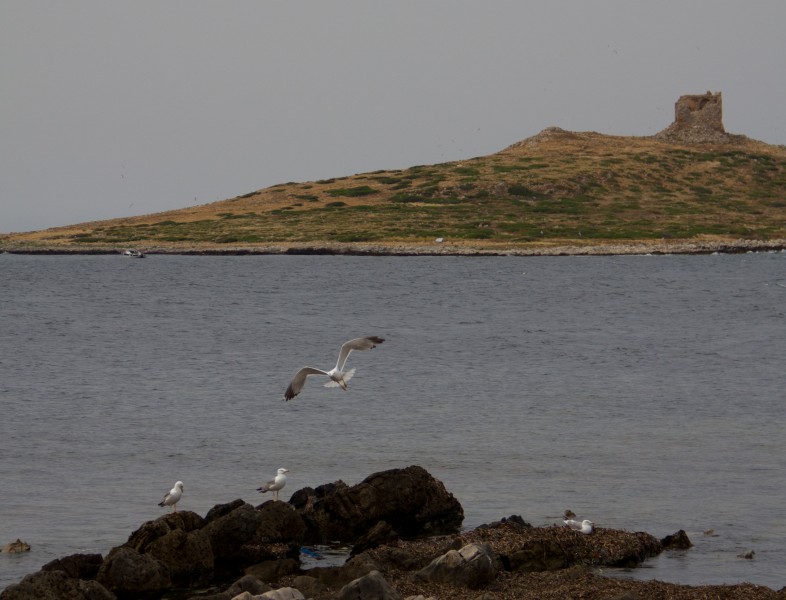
[656,91,738,143]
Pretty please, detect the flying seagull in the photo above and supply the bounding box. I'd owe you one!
[257,468,289,501]
[564,518,594,534]
[284,336,385,401]
[158,481,184,512]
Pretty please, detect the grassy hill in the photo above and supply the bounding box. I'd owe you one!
[3,127,786,253]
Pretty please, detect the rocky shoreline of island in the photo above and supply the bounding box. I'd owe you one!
[2,466,782,600]
[2,238,786,257]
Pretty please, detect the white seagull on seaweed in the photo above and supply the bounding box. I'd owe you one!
[257,468,289,501]
[564,518,594,534]
[158,481,184,512]
[284,336,385,401]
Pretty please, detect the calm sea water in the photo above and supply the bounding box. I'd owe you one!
[1,253,785,591]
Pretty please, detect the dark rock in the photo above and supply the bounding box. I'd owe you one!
[413,543,498,589]
[146,526,213,587]
[0,570,115,600]
[95,546,171,599]
[226,573,273,596]
[120,511,213,587]
[306,553,381,589]
[336,570,401,600]
[505,539,570,572]
[476,514,532,531]
[204,499,246,524]
[41,553,104,580]
[202,502,303,579]
[124,511,205,552]
[255,500,308,543]
[291,575,327,598]
[185,573,272,600]
[350,520,400,556]
[660,529,693,550]
[296,465,463,543]
[244,558,299,584]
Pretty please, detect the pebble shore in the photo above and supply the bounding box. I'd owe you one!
[2,238,786,256]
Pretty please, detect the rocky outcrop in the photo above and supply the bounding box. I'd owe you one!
[337,570,401,600]
[413,543,498,589]
[0,570,114,600]
[6,467,768,600]
[292,465,464,544]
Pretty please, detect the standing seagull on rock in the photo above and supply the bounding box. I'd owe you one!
[284,336,385,401]
[257,468,289,501]
[158,481,184,512]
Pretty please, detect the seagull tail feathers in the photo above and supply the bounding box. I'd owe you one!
[323,368,356,388]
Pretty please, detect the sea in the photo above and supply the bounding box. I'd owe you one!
[1,252,784,591]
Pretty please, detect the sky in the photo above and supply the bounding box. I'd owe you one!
[2,1,786,233]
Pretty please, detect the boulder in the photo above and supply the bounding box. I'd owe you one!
[290,575,327,598]
[258,588,305,600]
[124,510,205,552]
[0,570,114,600]
[337,570,401,600]
[296,466,463,543]
[244,558,299,583]
[95,546,171,599]
[202,502,303,578]
[120,510,213,587]
[413,543,498,589]
[350,520,400,556]
[184,573,272,600]
[41,553,104,580]
[660,529,693,550]
[146,526,214,586]
[305,552,381,589]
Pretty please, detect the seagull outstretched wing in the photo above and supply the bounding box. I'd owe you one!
[285,367,329,401]
[335,336,385,371]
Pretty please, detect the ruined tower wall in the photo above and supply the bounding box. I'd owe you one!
[655,91,736,143]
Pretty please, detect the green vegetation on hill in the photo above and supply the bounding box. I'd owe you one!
[4,129,786,249]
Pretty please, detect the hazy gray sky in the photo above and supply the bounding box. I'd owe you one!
[2,1,785,233]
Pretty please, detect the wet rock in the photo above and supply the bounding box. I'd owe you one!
[95,546,171,599]
[0,570,115,600]
[41,553,104,580]
[413,543,498,589]
[306,553,381,589]
[337,570,401,600]
[296,466,463,543]
[660,529,693,550]
[350,520,400,556]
